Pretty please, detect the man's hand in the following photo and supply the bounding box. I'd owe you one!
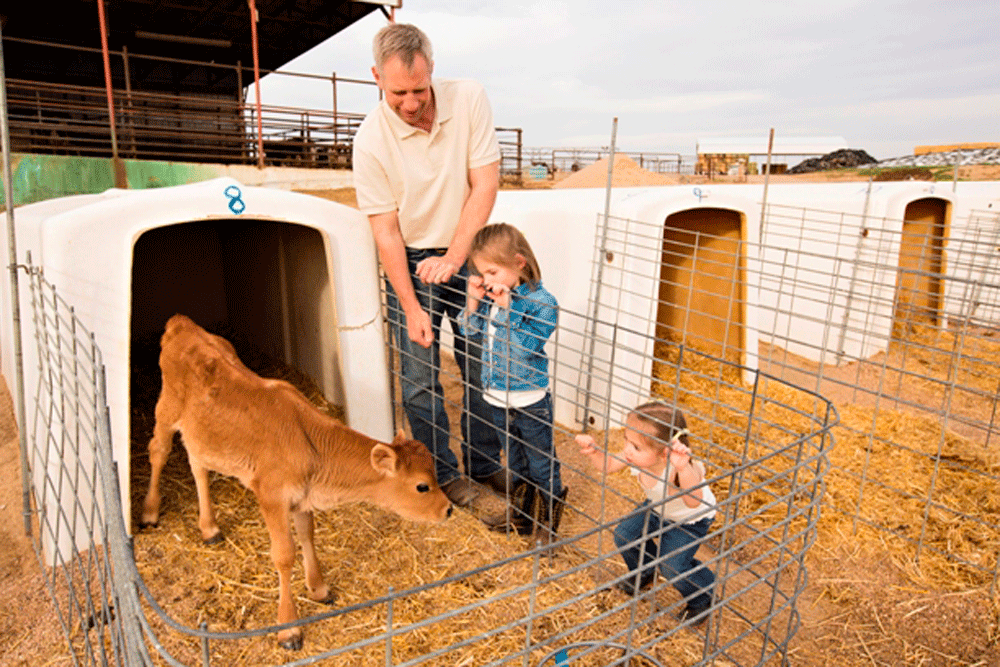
[415,256,458,284]
[406,307,434,348]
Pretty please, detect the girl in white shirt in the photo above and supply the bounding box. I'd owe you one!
[577,401,716,625]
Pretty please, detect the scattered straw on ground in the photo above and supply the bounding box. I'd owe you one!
[122,320,1000,664]
[650,332,999,591]
[128,341,720,665]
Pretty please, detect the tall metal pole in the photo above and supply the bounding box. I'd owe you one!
[0,20,33,536]
[332,71,338,145]
[249,0,266,168]
[122,46,136,158]
[96,0,128,188]
[581,117,618,431]
[759,128,775,244]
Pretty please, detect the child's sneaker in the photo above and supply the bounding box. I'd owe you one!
[675,600,712,627]
[615,572,655,597]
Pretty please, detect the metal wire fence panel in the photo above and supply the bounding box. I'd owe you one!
[18,190,996,663]
[24,264,148,666]
[15,258,835,666]
[379,272,835,666]
[584,204,999,590]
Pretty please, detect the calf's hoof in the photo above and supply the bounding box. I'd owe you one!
[138,521,158,530]
[278,632,304,651]
[203,532,225,545]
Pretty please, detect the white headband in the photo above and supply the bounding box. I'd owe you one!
[669,428,690,445]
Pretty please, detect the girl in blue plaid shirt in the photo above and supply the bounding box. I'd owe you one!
[459,223,566,545]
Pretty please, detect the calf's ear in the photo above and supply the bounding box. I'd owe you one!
[370,443,399,475]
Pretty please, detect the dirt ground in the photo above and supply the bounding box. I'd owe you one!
[0,376,69,666]
[2,167,998,665]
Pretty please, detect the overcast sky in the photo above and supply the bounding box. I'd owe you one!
[259,1,1000,160]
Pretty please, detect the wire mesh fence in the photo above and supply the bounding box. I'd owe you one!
[22,263,148,666]
[586,200,1000,591]
[377,267,836,665]
[17,248,834,665]
[14,184,998,665]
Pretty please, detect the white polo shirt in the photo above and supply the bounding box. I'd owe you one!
[352,78,501,249]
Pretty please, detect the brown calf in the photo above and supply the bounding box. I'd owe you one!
[141,314,451,650]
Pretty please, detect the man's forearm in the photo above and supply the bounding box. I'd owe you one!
[444,161,499,268]
[370,213,421,316]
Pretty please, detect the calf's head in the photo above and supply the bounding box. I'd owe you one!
[369,431,452,522]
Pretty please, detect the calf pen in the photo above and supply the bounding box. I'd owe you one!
[14,255,833,666]
[582,199,999,591]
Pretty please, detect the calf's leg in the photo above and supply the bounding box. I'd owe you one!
[188,456,223,544]
[140,399,180,528]
[259,500,303,650]
[293,510,335,604]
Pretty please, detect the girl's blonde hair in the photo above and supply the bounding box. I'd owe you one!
[373,23,433,74]
[468,223,542,286]
[629,401,690,452]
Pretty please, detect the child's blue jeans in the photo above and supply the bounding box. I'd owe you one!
[488,393,562,502]
[613,501,715,608]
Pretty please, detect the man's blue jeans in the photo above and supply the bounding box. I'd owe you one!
[613,501,715,608]
[384,248,502,486]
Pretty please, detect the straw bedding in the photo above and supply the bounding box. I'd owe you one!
[128,337,711,666]
[126,322,998,665]
[648,334,999,663]
[651,332,998,589]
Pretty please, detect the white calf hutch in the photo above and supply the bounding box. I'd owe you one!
[1,178,392,564]
[490,180,998,425]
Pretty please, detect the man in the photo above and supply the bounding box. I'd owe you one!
[352,23,506,507]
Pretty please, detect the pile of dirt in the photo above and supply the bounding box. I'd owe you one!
[553,153,681,189]
[788,148,877,174]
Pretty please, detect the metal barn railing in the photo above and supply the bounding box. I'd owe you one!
[3,36,378,168]
[5,76,366,167]
[519,148,695,176]
[3,37,531,177]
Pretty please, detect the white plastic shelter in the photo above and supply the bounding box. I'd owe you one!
[490,179,1000,429]
[0,177,392,562]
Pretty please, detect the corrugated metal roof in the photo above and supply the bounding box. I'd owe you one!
[2,1,379,94]
[697,136,848,155]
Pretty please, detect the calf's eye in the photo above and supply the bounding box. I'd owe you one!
[416,483,430,493]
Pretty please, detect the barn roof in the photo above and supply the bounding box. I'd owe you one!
[697,136,848,156]
[0,1,390,94]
